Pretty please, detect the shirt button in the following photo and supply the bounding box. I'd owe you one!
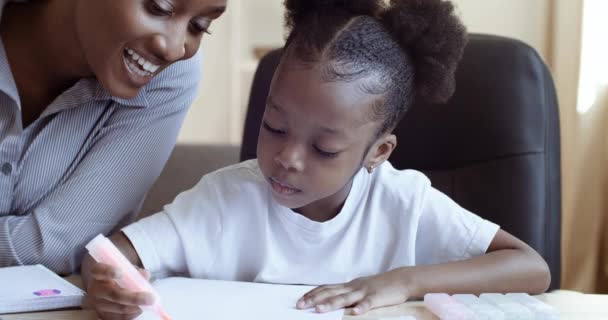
[1,163,12,176]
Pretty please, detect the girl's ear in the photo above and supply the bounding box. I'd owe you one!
[364,134,397,172]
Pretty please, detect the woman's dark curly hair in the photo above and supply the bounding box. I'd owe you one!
[283,0,467,136]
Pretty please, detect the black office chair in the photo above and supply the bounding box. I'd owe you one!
[240,34,562,290]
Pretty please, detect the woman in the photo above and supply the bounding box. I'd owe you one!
[0,0,226,274]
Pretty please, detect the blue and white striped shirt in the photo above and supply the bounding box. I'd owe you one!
[0,0,202,274]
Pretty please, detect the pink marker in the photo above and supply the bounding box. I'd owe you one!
[86,234,172,320]
[424,293,475,320]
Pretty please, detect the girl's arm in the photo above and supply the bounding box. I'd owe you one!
[405,229,550,296]
[297,229,550,315]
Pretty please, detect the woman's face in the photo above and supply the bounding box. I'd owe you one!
[74,0,226,98]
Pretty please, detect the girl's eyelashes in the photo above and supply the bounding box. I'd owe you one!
[189,20,212,35]
[314,146,340,158]
[263,120,341,158]
[262,121,286,135]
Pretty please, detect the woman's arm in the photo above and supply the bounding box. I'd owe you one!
[0,104,186,274]
[0,54,201,274]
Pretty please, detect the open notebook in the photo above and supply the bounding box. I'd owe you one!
[0,264,85,314]
[137,278,344,320]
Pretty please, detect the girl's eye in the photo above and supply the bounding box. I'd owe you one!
[147,0,173,17]
[314,146,340,159]
[262,121,286,135]
[189,20,212,35]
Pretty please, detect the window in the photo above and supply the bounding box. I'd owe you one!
[577,0,608,114]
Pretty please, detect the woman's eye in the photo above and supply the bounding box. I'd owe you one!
[314,146,340,158]
[262,121,286,135]
[147,0,173,17]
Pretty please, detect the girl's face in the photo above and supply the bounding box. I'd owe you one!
[74,0,226,98]
[256,58,396,220]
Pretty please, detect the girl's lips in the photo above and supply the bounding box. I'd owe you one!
[269,177,301,196]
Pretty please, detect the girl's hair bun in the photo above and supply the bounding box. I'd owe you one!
[382,0,467,104]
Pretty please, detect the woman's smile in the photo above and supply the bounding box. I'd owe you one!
[122,47,162,87]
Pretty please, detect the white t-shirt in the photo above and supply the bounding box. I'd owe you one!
[123,160,499,285]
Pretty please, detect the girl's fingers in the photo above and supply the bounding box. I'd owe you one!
[94,284,155,306]
[91,263,120,281]
[300,284,341,300]
[315,290,366,313]
[297,286,351,309]
[350,295,376,315]
[138,268,151,281]
[97,308,143,320]
[95,300,143,315]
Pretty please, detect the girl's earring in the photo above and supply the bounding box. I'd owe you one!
[367,165,375,174]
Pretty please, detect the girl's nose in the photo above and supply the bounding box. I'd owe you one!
[274,144,305,172]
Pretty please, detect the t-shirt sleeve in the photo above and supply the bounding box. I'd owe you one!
[414,186,500,266]
[122,176,222,277]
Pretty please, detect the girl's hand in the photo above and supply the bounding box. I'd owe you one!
[296,269,413,315]
[84,262,155,320]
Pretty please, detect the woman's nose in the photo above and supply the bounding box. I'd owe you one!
[151,31,187,62]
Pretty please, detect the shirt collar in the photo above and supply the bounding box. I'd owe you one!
[0,36,21,108]
[94,83,150,108]
[0,0,25,107]
[39,79,150,118]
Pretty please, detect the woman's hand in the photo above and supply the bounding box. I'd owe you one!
[296,269,413,315]
[83,262,155,320]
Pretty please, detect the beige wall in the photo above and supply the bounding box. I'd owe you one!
[454,0,551,61]
[178,0,285,144]
[178,8,235,144]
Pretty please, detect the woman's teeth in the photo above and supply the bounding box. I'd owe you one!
[124,48,160,77]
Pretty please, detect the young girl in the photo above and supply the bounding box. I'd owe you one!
[82,0,551,318]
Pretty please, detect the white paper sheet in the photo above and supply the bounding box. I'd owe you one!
[137,278,344,320]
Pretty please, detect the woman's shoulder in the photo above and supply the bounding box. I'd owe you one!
[148,51,202,90]
[139,51,203,109]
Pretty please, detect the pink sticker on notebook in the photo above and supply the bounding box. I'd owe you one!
[33,289,61,296]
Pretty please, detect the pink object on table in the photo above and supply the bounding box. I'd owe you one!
[86,234,172,320]
[33,289,62,296]
[424,293,475,320]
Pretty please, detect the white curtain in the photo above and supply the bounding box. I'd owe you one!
[552,0,608,293]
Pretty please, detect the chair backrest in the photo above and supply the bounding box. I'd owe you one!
[240,34,561,290]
